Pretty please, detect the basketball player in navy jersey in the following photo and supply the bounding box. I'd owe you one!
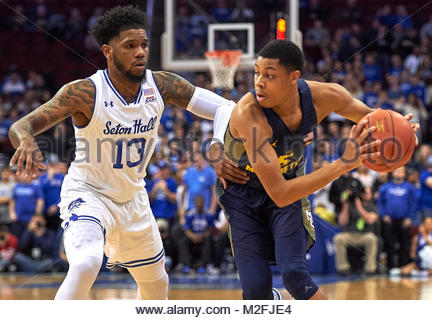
[8,6,235,300]
[209,40,419,300]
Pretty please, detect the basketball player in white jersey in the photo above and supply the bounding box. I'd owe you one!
[8,6,243,300]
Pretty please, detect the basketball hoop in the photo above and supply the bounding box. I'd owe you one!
[205,50,243,90]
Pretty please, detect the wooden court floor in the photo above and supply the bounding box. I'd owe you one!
[1,273,432,300]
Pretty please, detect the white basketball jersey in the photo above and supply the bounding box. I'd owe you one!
[66,69,164,203]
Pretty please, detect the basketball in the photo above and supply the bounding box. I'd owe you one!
[362,109,416,172]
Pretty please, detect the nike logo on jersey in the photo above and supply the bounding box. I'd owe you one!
[103,116,158,135]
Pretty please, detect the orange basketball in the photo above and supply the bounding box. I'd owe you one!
[361,109,416,172]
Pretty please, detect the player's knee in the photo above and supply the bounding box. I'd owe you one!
[241,275,273,299]
[280,264,317,300]
[69,255,102,282]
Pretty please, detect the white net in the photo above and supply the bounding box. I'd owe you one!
[205,50,242,89]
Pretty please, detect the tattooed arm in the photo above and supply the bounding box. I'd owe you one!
[8,79,95,176]
[153,71,229,119]
[152,71,196,108]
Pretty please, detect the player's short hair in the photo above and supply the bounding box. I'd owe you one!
[257,40,304,73]
[90,5,148,46]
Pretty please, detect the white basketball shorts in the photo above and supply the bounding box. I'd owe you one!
[58,176,164,269]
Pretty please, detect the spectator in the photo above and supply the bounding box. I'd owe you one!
[0,224,18,272]
[352,164,377,189]
[396,216,432,276]
[386,74,403,105]
[362,81,381,107]
[407,168,422,226]
[65,8,85,40]
[363,54,382,83]
[334,186,379,275]
[0,110,12,148]
[394,93,428,142]
[420,155,432,218]
[14,215,56,273]
[414,144,432,172]
[148,161,178,227]
[420,15,432,39]
[211,0,233,23]
[156,218,177,273]
[1,73,26,97]
[404,45,423,75]
[7,5,27,31]
[408,75,426,104]
[178,196,216,274]
[0,168,15,225]
[394,5,413,29]
[387,54,404,77]
[372,172,388,201]
[10,174,44,240]
[181,153,217,219]
[329,172,363,216]
[39,159,64,231]
[375,5,395,27]
[305,20,330,47]
[378,166,416,269]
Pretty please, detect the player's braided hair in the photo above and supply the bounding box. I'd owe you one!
[258,40,304,73]
[90,5,148,47]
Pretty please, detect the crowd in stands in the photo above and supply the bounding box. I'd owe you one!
[1,0,432,277]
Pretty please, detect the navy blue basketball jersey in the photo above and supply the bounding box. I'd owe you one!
[224,79,317,189]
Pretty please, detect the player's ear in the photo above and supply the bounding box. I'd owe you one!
[289,70,300,84]
[101,44,112,59]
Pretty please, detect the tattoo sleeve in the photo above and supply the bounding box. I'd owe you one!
[153,71,196,108]
[8,79,95,148]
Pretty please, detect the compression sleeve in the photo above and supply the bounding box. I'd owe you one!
[211,100,235,146]
[186,87,230,120]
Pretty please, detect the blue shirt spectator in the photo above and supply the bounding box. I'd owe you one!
[420,159,432,211]
[378,180,417,220]
[0,112,12,141]
[363,90,379,107]
[12,178,44,223]
[39,169,64,214]
[184,204,216,234]
[148,161,178,224]
[363,55,382,82]
[183,154,216,211]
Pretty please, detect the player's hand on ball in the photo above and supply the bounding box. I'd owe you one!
[341,120,381,171]
[403,113,419,146]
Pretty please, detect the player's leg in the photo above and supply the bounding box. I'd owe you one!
[216,181,274,299]
[235,255,273,299]
[55,221,104,299]
[274,226,325,300]
[128,257,169,300]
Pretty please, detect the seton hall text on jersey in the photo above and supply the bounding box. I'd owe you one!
[103,116,158,135]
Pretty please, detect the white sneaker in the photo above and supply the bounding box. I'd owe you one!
[272,288,282,300]
[389,268,401,276]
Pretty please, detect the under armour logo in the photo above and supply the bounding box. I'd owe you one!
[104,101,114,108]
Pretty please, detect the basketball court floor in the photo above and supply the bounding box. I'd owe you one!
[1,272,431,300]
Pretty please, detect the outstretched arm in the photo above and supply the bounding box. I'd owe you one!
[232,98,381,208]
[310,81,419,139]
[8,79,95,176]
